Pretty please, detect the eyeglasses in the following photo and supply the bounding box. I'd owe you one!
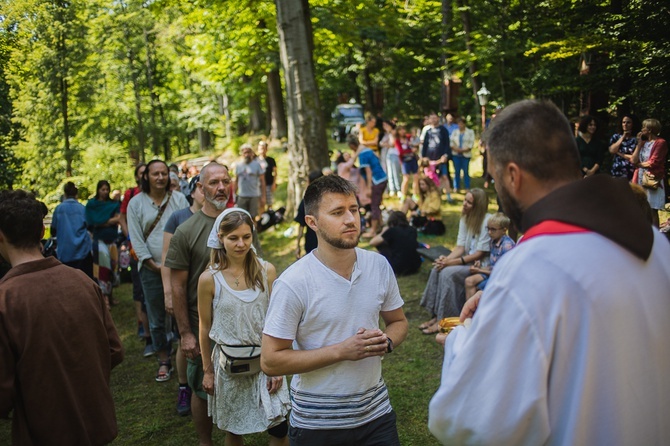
[486,226,502,231]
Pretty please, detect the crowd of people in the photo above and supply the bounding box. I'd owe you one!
[1,99,669,446]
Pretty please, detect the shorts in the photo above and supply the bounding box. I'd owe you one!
[237,196,260,218]
[401,157,419,175]
[476,276,489,291]
[187,355,207,400]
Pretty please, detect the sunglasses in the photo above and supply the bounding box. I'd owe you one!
[486,226,503,231]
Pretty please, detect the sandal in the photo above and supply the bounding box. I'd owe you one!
[418,318,437,330]
[155,360,173,383]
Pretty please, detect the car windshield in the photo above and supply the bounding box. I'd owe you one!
[338,107,364,119]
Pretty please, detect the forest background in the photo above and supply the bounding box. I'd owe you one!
[0,0,669,210]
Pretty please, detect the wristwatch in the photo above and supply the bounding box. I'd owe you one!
[386,337,394,353]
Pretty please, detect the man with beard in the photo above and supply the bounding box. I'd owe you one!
[428,100,670,445]
[261,175,408,445]
[127,160,189,382]
[164,162,231,446]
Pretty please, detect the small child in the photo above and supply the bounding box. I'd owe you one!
[464,212,515,299]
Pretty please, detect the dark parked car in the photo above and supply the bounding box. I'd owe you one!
[331,103,365,142]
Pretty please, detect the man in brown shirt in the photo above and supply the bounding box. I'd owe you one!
[0,190,124,446]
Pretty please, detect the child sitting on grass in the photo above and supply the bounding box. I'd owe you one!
[464,212,515,299]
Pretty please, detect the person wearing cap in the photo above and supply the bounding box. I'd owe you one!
[160,174,205,416]
[51,181,94,278]
[164,162,232,445]
[234,143,266,219]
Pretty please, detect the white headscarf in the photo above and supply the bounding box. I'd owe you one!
[207,207,257,251]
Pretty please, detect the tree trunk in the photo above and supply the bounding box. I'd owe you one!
[144,29,163,159]
[275,0,329,216]
[218,92,232,145]
[60,75,72,177]
[267,67,287,139]
[249,94,264,134]
[455,0,480,99]
[440,0,452,114]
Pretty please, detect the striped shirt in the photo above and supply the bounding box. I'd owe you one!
[264,248,404,429]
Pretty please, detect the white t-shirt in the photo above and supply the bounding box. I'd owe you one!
[263,248,404,429]
[429,229,670,445]
[457,214,492,265]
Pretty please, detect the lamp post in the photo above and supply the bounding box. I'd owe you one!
[477,83,491,132]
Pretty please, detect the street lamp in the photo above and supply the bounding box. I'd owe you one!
[477,83,491,131]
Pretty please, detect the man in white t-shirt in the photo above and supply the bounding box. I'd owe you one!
[262,175,408,446]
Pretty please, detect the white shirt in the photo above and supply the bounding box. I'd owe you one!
[127,191,188,270]
[264,248,404,429]
[429,230,670,445]
[457,214,492,265]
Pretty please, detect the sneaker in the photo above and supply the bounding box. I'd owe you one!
[143,344,155,358]
[137,322,145,338]
[176,387,192,416]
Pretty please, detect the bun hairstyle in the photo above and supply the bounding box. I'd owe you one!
[140,159,168,194]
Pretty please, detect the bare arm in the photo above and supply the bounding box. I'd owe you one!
[171,268,199,358]
[197,272,215,395]
[261,326,389,377]
[381,307,408,348]
[119,213,129,237]
[160,232,174,315]
[369,227,388,247]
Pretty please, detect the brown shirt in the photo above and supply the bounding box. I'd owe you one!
[0,257,123,445]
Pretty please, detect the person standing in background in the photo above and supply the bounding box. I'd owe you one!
[51,181,94,279]
[257,140,278,209]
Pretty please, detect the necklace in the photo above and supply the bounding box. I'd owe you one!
[227,269,245,287]
[314,249,356,280]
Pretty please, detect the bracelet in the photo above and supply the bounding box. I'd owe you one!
[461,256,465,265]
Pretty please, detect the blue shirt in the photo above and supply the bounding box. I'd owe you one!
[358,148,388,185]
[51,199,93,262]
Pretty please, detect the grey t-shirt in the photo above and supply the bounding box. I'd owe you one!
[235,159,264,197]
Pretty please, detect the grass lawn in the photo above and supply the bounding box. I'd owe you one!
[2,145,666,445]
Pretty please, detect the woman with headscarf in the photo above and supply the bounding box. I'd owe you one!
[198,208,290,445]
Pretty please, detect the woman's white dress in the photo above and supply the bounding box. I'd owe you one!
[207,263,290,434]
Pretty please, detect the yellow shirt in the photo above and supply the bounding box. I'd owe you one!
[360,127,380,151]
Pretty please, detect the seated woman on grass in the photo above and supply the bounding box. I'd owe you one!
[418,188,491,334]
[464,212,515,299]
[369,211,422,276]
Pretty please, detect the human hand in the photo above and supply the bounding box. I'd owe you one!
[339,327,388,361]
[180,332,201,359]
[202,370,215,395]
[460,290,482,321]
[295,247,301,259]
[267,376,283,394]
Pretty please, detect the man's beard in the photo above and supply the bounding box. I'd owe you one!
[205,192,228,211]
[317,226,360,250]
[496,183,524,231]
